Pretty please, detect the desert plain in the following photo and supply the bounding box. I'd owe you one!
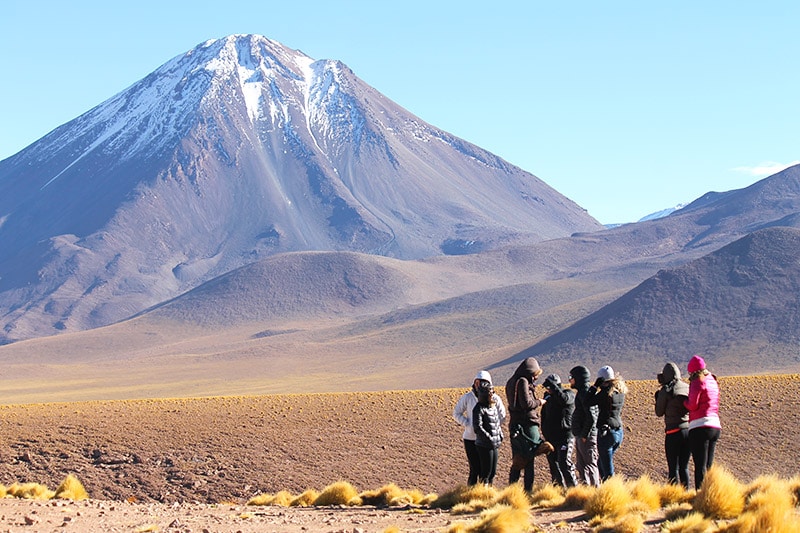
[0,374,799,532]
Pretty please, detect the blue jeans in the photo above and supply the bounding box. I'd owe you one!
[598,427,623,481]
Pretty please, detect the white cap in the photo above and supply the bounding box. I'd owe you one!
[597,365,615,381]
[474,370,492,385]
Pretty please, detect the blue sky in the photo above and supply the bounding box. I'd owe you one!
[3,1,798,224]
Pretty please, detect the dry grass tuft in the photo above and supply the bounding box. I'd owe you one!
[55,474,89,500]
[529,483,565,508]
[584,477,632,519]
[0,484,6,499]
[718,476,800,532]
[313,481,360,506]
[445,505,533,533]
[693,465,745,519]
[358,483,424,507]
[381,527,403,533]
[661,511,715,533]
[291,489,319,507]
[627,475,660,511]
[493,483,531,510]
[663,502,694,522]
[562,484,596,510]
[246,489,297,506]
[590,512,645,533]
[7,482,55,500]
[658,483,694,506]
[432,484,498,510]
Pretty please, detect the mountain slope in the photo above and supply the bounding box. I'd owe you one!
[0,34,601,343]
[506,226,800,376]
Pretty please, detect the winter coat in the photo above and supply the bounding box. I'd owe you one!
[570,365,598,439]
[654,362,689,432]
[453,387,507,440]
[589,381,625,430]
[505,358,544,427]
[685,372,721,430]
[540,385,575,443]
[472,396,504,449]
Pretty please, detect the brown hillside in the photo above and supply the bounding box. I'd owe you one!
[508,227,800,378]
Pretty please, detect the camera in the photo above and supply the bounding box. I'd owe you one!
[657,373,665,385]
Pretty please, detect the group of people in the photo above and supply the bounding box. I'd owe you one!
[453,355,721,491]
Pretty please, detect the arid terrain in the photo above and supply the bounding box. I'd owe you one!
[1,374,799,532]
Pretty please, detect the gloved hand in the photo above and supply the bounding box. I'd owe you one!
[594,377,605,388]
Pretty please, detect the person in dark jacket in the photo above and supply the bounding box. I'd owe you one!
[472,383,503,485]
[655,362,690,488]
[506,357,554,491]
[569,365,600,486]
[588,365,627,481]
[541,373,577,488]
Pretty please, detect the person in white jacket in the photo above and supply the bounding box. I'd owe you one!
[453,370,507,485]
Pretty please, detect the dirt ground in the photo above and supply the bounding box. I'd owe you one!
[0,375,798,532]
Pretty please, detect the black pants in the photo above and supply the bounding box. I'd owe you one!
[665,429,690,488]
[464,439,481,485]
[546,436,577,488]
[689,426,721,490]
[476,444,499,485]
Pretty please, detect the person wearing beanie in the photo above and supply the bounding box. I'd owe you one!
[684,355,721,490]
[505,357,554,491]
[569,365,601,486]
[472,383,503,485]
[588,365,627,481]
[541,373,578,488]
[655,362,690,488]
[453,370,507,485]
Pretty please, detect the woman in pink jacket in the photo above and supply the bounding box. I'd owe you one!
[684,355,721,489]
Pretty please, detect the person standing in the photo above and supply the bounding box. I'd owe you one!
[453,370,507,485]
[654,362,690,488]
[541,373,578,488]
[684,355,721,490]
[569,365,600,486]
[472,383,503,485]
[506,357,553,491]
[588,365,627,481]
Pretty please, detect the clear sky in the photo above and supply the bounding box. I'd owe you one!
[3,1,798,224]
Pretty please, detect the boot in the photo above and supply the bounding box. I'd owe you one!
[534,440,555,457]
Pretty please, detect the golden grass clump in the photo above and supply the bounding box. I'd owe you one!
[247,489,296,506]
[692,465,745,519]
[432,484,498,510]
[313,480,360,506]
[626,475,661,512]
[55,474,89,500]
[445,505,533,533]
[660,511,715,533]
[658,483,694,506]
[590,512,644,533]
[359,483,422,507]
[584,476,633,519]
[7,482,55,500]
[493,483,531,510]
[290,489,320,507]
[562,484,596,510]
[381,527,403,533]
[0,484,6,499]
[529,483,565,508]
[717,476,800,533]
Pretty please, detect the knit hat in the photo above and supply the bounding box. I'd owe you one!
[569,365,591,384]
[597,365,615,381]
[687,355,706,374]
[474,370,493,385]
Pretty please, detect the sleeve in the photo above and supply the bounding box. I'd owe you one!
[684,381,700,412]
[655,387,668,417]
[453,393,470,427]
[472,405,489,440]
[494,393,508,425]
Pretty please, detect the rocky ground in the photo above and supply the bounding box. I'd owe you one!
[0,375,798,532]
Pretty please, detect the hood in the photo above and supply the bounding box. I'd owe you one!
[511,357,542,382]
[662,362,681,383]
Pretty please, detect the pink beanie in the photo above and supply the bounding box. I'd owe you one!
[687,355,706,373]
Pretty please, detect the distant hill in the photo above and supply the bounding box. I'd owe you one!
[504,226,800,378]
